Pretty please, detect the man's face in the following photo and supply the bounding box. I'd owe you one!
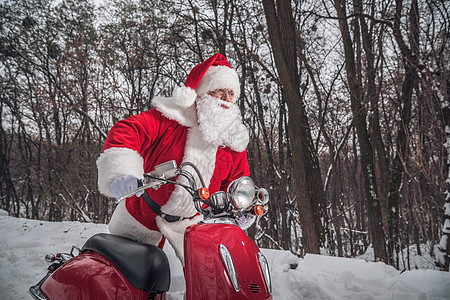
[208,88,235,109]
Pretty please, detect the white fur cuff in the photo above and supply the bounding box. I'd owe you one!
[96,147,145,198]
[173,86,197,108]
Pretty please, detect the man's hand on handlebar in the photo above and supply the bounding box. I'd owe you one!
[110,174,145,199]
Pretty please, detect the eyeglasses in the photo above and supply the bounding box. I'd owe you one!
[209,89,235,100]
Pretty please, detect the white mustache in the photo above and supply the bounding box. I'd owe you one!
[215,98,233,109]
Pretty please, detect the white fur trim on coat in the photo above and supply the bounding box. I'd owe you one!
[195,65,241,99]
[160,126,217,216]
[96,147,145,198]
[156,214,203,265]
[109,200,163,245]
[158,126,217,264]
[152,86,197,128]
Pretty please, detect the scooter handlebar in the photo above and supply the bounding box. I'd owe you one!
[117,180,164,202]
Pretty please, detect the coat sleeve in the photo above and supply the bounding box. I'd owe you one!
[96,109,163,198]
[220,150,251,191]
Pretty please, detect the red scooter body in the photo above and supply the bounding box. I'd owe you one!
[184,223,272,300]
[33,233,169,300]
[32,222,272,300]
[40,251,160,299]
[30,162,272,300]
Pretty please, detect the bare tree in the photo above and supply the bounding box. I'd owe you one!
[333,0,388,262]
[262,0,325,255]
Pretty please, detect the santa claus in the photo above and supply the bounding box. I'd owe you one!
[96,53,250,264]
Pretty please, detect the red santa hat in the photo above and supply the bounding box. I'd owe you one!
[173,53,240,108]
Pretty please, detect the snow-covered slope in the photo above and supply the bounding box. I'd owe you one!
[0,211,449,299]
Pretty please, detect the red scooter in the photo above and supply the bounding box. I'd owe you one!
[29,161,272,299]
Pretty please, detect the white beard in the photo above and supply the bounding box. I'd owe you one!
[196,94,243,148]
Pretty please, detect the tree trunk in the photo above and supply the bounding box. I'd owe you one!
[388,0,419,267]
[262,0,324,255]
[354,0,390,231]
[334,0,388,262]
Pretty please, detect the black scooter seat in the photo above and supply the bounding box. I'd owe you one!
[82,233,170,292]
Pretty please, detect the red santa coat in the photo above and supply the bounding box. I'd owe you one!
[96,88,250,261]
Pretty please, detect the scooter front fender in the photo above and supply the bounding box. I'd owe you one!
[184,223,272,300]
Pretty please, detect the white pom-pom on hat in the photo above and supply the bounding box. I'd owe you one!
[172,86,197,108]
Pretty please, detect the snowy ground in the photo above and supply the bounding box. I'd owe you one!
[0,210,449,299]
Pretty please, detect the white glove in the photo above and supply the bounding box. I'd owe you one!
[110,174,144,199]
[230,124,249,152]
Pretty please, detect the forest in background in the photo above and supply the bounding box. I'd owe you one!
[1,0,449,271]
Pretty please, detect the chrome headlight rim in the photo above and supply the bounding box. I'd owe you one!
[227,176,256,211]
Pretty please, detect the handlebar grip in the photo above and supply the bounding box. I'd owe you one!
[137,178,145,188]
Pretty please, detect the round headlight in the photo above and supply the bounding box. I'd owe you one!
[210,191,229,213]
[227,177,256,211]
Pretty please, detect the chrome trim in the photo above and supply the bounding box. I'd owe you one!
[210,191,229,213]
[227,177,256,211]
[201,217,237,225]
[29,286,46,300]
[44,253,55,263]
[256,187,269,205]
[258,252,272,294]
[29,274,50,300]
[219,244,239,292]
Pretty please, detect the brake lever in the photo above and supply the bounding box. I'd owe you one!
[117,181,164,203]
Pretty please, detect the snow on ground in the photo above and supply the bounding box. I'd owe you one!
[0,210,449,299]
